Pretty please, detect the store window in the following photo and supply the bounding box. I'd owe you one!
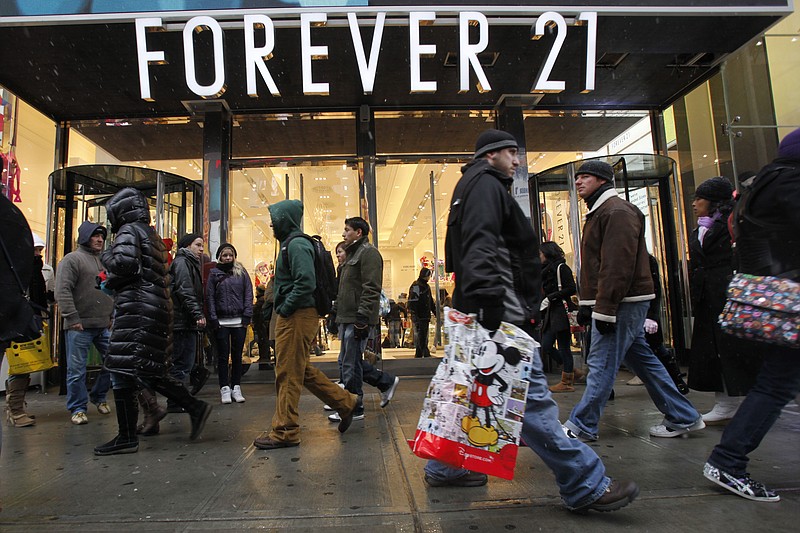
[0,91,56,238]
[229,161,359,287]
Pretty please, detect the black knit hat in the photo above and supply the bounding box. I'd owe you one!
[177,233,202,250]
[576,160,614,182]
[694,177,733,203]
[216,242,237,259]
[474,129,518,159]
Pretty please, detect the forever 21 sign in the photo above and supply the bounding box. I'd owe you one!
[135,11,598,101]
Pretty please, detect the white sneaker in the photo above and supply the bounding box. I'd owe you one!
[231,385,246,403]
[220,386,232,404]
[328,411,364,422]
[380,376,400,408]
[626,376,644,386]
[649,417,705,438]
[71,411,88,425]
[702,397,742,425]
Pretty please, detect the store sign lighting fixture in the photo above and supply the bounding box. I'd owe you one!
[135,11,598,101]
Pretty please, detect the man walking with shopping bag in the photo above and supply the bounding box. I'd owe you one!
[423,129,638,513]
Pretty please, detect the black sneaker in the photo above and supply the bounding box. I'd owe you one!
[424,471,488,487]
[703,463,780,502]
[574,479,639,513]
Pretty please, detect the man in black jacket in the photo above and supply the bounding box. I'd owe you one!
[423,129,638,513]
[407,268,435,357]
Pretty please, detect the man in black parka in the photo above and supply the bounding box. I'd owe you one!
[94,187,212,455]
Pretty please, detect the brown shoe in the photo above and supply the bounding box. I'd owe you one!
[575,479,639,513]
[337,395,359,434]
[254,435,299,450]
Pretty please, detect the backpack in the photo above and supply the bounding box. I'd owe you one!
[282,234,337,317]
[379,290,391,317]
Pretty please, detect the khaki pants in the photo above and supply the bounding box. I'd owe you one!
[270,307,355,443]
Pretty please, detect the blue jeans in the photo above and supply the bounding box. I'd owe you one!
[336,325,394,410]
[216,326,247,388]
[425,346,610,509]
[565,301,700,440]
[339,323,367,411]
[65,328,112,414]
[171,330,198,383]
[708,346,800,475]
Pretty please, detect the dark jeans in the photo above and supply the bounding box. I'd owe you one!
[171,330,197,383]
[215,326,247,388]
[542,327,573,372]
[707,347,800,475]
[414,320,430,358]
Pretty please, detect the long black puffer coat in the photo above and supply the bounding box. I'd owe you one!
[101,187,172,377]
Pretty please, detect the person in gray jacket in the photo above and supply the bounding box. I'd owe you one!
[55,221,114,425]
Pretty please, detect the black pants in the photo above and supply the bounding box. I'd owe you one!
[414,320,430,358]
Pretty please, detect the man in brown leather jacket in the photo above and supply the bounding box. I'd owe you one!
[563,160,703,442]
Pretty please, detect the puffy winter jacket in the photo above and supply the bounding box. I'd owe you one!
[101,188,172,377]
[206,266,253,322]
[170,248,204,331]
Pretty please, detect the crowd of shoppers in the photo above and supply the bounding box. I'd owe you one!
[3,126,797,511]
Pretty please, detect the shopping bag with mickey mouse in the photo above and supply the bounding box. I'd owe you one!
[408,307,538,480]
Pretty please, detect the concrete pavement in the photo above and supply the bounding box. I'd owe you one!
[1,362,798,532]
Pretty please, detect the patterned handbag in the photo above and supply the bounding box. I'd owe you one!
[718,273,800,348]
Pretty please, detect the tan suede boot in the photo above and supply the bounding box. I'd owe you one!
[5,379,36,427]
[549,372,575,393]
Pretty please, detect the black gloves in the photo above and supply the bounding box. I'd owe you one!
[326,315,338,335]
[577,306,593,326]
[547,293,560,303]
[241,317,251,328]
[478,304,504,332]
[353,323,370,340]
[594,319,616,335]
[208,318,220,331]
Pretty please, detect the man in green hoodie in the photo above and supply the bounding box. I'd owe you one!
[254,200,358,450]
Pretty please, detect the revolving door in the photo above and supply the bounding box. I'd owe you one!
[46,165,203,392]
[530,154,692,361]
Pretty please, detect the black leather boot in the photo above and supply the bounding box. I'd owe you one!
[655,346,689,395]
[136,388,167,436]
[151,375,212,440]
[94,388,139,455]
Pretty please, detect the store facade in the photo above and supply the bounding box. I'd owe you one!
[0,2,797,358]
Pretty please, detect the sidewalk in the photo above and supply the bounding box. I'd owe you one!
[1,364,798,532]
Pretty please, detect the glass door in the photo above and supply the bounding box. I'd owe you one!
[376,158,467,353]
[531,154,691,361]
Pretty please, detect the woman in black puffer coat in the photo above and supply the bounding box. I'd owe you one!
[95,187,212,456]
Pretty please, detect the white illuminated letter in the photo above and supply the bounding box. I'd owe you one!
[244,15,280,97]
[578,12,597,93]
[531,12,566,93]
[348,12,386,95]
[458,12,490,93]
[301,13,329,96]
[135,18,167,101]
[183,16,226,98]
[409,12,437,93]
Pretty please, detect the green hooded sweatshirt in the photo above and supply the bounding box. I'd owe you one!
[268,200,316,317]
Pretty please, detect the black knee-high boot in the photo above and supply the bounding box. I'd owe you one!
[654,345,689,395]
[150,375,212,441]
[94,388,139,455]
